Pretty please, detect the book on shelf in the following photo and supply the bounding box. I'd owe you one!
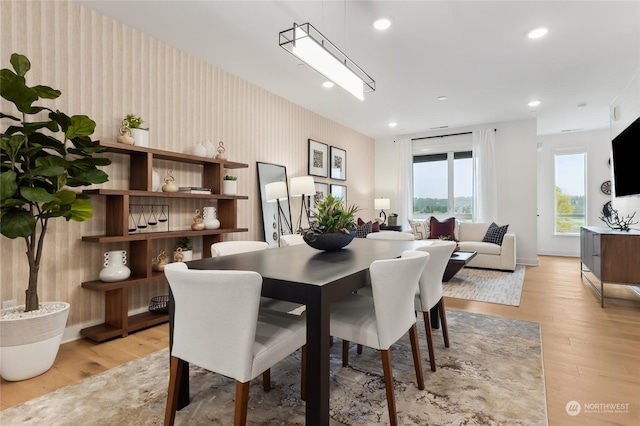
[178,187,211,195]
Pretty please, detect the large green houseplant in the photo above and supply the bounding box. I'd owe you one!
[1,53,110,312]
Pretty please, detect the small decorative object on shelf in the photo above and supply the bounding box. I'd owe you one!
[223,175,238,195]
[99,250,131,282]
[128,204,169,233]
[152,249,168,272]
[173,247,184,262]
[204,140,216,158]
[388,213,398,226]
[174,237,193,262]
[116,119,134,145]
[191,141,207,157]
[123,114,149,147]
[149,295,169,314]
[162,170,179,192]
[203,206,220,230]
[216,141,227,160]
[191,209,205,231]
[600,201,637,232]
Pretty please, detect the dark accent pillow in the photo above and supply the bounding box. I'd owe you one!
[358,218,380,233]
[482,222,509,245]
[429,217,456,240]
[355,221,373,238]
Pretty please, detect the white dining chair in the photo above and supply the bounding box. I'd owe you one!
[329,250,430,426]
[163,262,306,426]
[280,234,306,246]
[211,240,304,314]
[366,231,415,240]
[414,241,457,372]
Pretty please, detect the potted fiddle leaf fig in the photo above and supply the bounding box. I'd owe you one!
[302,194,360,250]
[0,53,111,381]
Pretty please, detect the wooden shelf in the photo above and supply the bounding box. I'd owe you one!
[81,141,249,342]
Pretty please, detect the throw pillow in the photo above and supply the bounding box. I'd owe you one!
[355,221,373,238]
[358,218,380,233]
[429,217,456,240]
[408,219,429,240]
[482,222,509,245]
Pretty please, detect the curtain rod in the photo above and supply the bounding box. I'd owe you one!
[411,128,497,141]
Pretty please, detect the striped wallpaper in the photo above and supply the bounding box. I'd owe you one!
[0,0,375,328]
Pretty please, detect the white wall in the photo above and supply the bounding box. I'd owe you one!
[537,129,612,256]
[375,119,539,266]
[610,70,640,220]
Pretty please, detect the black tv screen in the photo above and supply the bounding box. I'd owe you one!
[611,116,640,197]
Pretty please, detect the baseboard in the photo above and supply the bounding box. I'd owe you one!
[537,250,580,258]
[61,306,151,344]
[517,257,539,266]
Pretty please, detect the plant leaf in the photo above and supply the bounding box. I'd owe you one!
[67,198,93,221]
[10,53,30,76]
[20,186,60,203]
[0,207,35,239]
[66,115,96,139]
[0,68,38,113]
[0,170,18,200]
[31,85,61,99]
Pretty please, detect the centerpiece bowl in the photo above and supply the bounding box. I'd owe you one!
[303,230,355,251]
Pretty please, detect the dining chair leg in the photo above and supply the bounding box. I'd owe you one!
[409,324,425,390]
[380,349,398,426]
[422,311,436,372]
[262,369,271,392]
[342,339,350,367]
[439,298,450,348]
[164,356,184,426]
[357,344,363,354]
[234,380,250,426]
[301,345,307,401]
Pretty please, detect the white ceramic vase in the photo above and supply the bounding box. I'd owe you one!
[203,206,220,230]
[222,180,237,195]
[0,302,70,381]
[151,169,160,192]
[99,250,131,282]
[191,142,207,157]
[130,128,149,147]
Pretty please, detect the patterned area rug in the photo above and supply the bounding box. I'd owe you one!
[1,310,546,426]
[444,266,526,306]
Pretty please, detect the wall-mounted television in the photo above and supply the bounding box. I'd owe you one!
[611,116,640,197]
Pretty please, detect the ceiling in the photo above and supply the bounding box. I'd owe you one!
[76,1,640,139]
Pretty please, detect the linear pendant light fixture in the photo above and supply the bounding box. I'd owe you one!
[279,23,375,100]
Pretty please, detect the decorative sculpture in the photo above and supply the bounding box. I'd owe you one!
[116,119,134,145]
[215,141,227,160]
[599,201,637,232]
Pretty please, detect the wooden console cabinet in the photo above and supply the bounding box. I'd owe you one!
[80,142,248,341]
[580,226,640,307]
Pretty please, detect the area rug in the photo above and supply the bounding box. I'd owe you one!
[1,311,547,426]
[444,265,526,306]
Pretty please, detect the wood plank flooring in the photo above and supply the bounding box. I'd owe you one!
[2,256,639,425]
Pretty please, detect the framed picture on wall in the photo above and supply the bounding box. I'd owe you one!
[311,182,329,217]
[330,146,347,180]
[330,184,347,201]
[308,139,328,177]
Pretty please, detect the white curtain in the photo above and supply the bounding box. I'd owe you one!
[395,138,413,227]
[472,129,498,223]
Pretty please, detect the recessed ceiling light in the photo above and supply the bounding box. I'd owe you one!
[322,81,334,88]
[528,27,548,39]
[577,102,587,109]
[388,122,397,127]
[528,100,541,107]
[437,96,448,101]
[373,18,391,31]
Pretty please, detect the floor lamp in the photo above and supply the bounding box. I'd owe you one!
[375,198,390,224]
[266,181,291,246]
[290,176,316,233]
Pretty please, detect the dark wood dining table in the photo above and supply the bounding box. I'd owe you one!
[170,237,420,426]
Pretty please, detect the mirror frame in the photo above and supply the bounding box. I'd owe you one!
[257,162,293,246]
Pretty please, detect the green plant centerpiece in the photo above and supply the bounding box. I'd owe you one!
[1,53,111,313]
[302,194,360,251]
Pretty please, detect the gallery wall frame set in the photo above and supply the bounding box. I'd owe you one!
[308,139,328,177]
[330,146,346,180]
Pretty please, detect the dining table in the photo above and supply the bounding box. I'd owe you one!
[169,237,422,426]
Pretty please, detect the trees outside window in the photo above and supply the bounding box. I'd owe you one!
[554,152,586,234]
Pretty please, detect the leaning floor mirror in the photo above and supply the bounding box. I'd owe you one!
[257,162,293,246]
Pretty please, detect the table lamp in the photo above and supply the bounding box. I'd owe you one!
[266,181,292,245]
[374,198,391,224]
[290,176,316,232]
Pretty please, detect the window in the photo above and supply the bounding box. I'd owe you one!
[413,151,473,221]
[554,151,586,234]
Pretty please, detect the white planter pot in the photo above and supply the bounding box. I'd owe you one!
[222,180,237,195]
[130,128,149,147]
[173,250,193,262]
[0,302,70,381]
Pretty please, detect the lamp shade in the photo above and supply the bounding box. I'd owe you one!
[265,181,288,203]
[290,176,316,196]
[374,198,390,210]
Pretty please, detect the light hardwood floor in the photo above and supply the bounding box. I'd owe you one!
[1,256,639,425]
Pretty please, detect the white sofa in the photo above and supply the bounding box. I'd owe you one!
[456,222,516,271]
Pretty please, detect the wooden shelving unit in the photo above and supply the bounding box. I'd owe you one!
[80,141,249,342]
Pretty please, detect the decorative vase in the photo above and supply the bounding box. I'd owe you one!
[303,230,356,251]
[388,216,398,226]
[191,142,207,157]
[0,302,70,381]
[130,128,149,147]
[203,206,220,230]
[152,249,168,272]
[204,140,216,158]
[99,250,131,282]
[222,180,237,195]
[151,169,160,192]
[162,170,179,192]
